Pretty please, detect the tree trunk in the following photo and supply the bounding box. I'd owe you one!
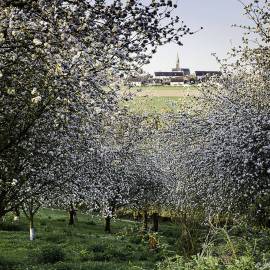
[105,216,111,233]
[136,210,142,221]
[0,216,4,224]
[29,214,35,241]
[69,203,76,225]
[152,212,159,232]
[69,209,75,225]
[143,209,148,231]
[266,218,270,228]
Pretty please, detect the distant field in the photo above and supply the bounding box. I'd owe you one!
[129,85,200,98]
[124,96,193,114]
[123,86,199,114]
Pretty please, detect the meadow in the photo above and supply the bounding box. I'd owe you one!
[123,85,199,114]
[133,85,199,97]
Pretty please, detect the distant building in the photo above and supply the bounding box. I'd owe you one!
[172,53,191,75]
[154,71,184,79]
[153,53,193,86]
[148,78,163,86]
[181,68,191,76]
[170,77,184,86]
[129,78,142,87]
[127,73,152,86]
[148,54,221,86]
[195,71,222,81]
[154,71,184,85]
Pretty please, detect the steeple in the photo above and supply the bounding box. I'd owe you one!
[176,53,180,70]
[172,52,182,72]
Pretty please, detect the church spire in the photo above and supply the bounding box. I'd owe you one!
[176,53,180,70]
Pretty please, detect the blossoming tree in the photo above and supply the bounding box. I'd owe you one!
[0,0,191,224]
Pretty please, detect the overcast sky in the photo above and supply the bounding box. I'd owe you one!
[143,0,251,74]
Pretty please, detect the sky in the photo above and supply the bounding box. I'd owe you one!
[143,0,251,74]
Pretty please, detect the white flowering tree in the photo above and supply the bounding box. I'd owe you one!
[0,0,191,222]
[130,156,170,231]
[168,0,270,222]
[125,128,177,232]
[83,110,159,233]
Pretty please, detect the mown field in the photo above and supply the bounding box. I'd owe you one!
[134,86,199,97]
[123,85,199,114]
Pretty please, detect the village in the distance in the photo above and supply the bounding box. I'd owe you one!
[128,53,221,86]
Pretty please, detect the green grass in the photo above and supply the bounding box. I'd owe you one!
[121,85,199,114]
[109,84,200,114]
[131,85,199,92]
[1,209,270,270]
[0,209,179,270]
[123,96,196,114]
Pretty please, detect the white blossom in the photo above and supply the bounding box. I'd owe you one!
[31,96,42,104]
[33,38,42,46]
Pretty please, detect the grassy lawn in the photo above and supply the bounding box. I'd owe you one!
[132,85,199,92]
[123,96,197,114]
[121,85,199,114]
[0,209,179,270]
[124,85,200,98]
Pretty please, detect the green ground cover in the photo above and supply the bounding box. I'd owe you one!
[132,85,199,92]
[1,209,270,270]
[122,85,199,114]
[0,209,179,270]
[123,96,196,114]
